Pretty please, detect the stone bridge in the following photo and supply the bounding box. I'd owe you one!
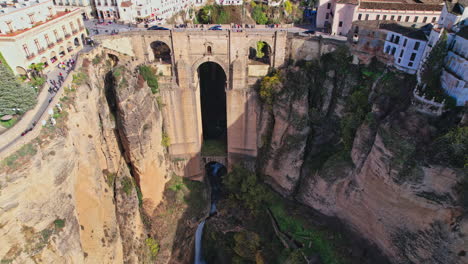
[94,30,344,178]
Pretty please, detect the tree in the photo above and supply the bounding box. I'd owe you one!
[421,32,447,91]
[0,63,37,116]
[198,6,212,24]
[252,6,268,25]
[28,62,45,78]
[283,0,293,15]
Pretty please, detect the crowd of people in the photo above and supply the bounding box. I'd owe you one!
[48,58,76,94]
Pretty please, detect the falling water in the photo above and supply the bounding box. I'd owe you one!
[194,220,206,264]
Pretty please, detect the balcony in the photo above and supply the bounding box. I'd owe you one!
[57,38,64,43]
[72,29,78,34]
[65,33,71,39]
[48,43,55,48]
[26,53,36,60]
[79,26,84,31]
[38,48,46,54]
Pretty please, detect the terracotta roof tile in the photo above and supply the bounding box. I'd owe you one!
[120,1,133,7]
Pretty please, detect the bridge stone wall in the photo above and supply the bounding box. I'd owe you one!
[94,31,344,178]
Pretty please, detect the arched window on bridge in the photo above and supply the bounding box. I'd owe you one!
[248,41,272,65]
[207,46,212,55]
[150,41,171,64]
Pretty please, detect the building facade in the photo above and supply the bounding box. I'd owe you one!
[52,0,94,20]
[317,0,443,35]
[382,24,428,74]
[441,26,468,105]
[0,0,87,75]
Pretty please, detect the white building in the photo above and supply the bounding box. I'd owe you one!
[0,0,87,75]
[52,0,94,20]
[94,0,119,21]
[441,26,468,105]
[316,0,443,36]
[382,23,429,74]
[216,0,243,5]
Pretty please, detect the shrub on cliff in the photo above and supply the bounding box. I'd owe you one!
[430,126,468,168]
[0,63,37,116]
[145,237,160,259]
[259,72,281,106]
[252,5,268,25]
[139,65,159,94]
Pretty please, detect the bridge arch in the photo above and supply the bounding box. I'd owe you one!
[150,40,172,63]
[191,56,229,89]
[248,39,273,66]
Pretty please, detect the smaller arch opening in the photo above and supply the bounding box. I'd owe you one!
[249,41,271,65]
[74,37,80,47]
[108,53,119,67]
[150,41,171,64]
[207,46,212,55]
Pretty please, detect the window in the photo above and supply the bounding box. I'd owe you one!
[431,17,436,23]
[137,11,141,16]
[207,46,212,54]
[358,14,362,20]
[28,14,35,24]
[365,14,369,20]
[414,41,420,50]
[397,16,402,21]
[23,44,30,57]
[34,39,41,51]
[326,13,329,19]
[398,58,401,63]
[54,30,59,40]
[423,16,427,23]
[62,26,67,35]
[385,46,390,53]
[327,3,331,9]
[383,15,387,20]
[6,21,13,32]
[48,7,53,16]
[403,39,407,47]
[339,21,343,27]
[414,16,418,22]
[391,15,395,20]
[405,16,410,22]
[77,19,82,27]
[376,15,380,20]
[410,53,416,61]
[391,47,396,55]
[408,62,413,67]
[399,50,404,57]
[390,35,394,42]
[395,36,400,44]
[70,22,75,31]
[45,34,50,45]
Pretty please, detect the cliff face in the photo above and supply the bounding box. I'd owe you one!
[258,50,467,264]
[0,52,170,263]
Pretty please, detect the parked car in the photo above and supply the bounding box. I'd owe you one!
[303,30,315,35]
[209,25,222,30]
[147,26,170,30]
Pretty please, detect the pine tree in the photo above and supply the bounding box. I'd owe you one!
[0,63,37,116]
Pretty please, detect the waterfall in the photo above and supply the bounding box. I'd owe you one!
[194,220,206,264]
[193,162,226,264]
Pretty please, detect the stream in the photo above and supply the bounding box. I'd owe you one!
[194,162,226,264]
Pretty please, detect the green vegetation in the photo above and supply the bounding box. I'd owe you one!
[0,116,18,128]
[0,63,37,116]
[161,132,170,148]
[252,5,268,24]
[379,126,416,169]
[1,143,37,170]
[283,0,293,14]
[139,65,159,94]
[0,52,12,73]
[201,139,226,156]
[53,219,65,229]
[222,166,346,264]
[197,4,235,24]
[136,183,143,207]
[92,55,102,65]
[430,126,467,168]
[72,71,89,86]
[420,32,456,107]
[28,63,45,78]
[145,237,160,259]
[103,170,116,187]
[259,72,281,106]
[30,76,46,87]
[256,41,266,58]
[121,176,134,195]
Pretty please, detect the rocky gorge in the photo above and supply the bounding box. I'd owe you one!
[0,44,466,264]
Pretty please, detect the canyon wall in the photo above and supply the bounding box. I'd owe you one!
[258,50,467,264]
[0,50,171,263]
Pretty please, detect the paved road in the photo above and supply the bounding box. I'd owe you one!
[0,62,76,153]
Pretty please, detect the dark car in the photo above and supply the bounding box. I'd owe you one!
[303,30,315,34]
[209,25,222,30]
[147,26,170,30]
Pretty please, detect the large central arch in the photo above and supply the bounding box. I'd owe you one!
[197,61,227,156]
